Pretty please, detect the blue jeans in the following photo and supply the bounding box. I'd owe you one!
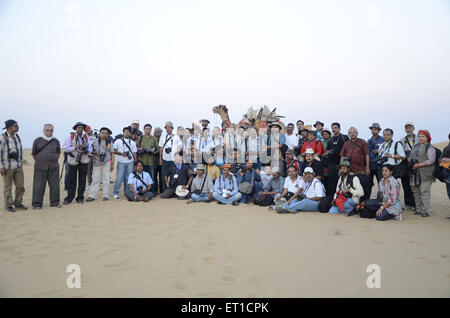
[125,187,154,202]
[113,161,134,196]
[329,198,357,214]
[213,192,242,204]
[191,192,212,202]
[289,198,320,212]
[240,181,263,203]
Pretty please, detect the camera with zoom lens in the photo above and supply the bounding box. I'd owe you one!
[165,147,172,154]
[408,159,419,174]
[375,156,388,166]
[8,152,19,161]
[136,186,144,196]
[125,151,132,160]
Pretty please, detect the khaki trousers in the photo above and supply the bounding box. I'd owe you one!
[411,181,432,214]
[2,166,25,207]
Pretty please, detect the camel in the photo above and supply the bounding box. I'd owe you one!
[212,105,231,127]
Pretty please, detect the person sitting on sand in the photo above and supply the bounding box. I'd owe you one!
[212,164,241,205]
[237,160,263,204]
[276,167,325,213]
[187,164,214,204]
[161,154,193,199]
[365,164,402,221]
[329,160,364,214]
[270,166,303,210]
[254,167,285,206]
[125,161,154,202]
[205,157,221,183]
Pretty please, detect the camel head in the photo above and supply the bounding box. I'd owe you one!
[212,105,228,115]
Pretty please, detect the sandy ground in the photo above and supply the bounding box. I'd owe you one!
[1,147,449,298]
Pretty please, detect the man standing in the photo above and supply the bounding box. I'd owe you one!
[0,119,26,212]
[325,122,348,197]
[85,125,97,186]
[340,127,370,176]
[284,123,298,150]
[31,124,61,209]
[159,122,179,192]
[153,127,163,194]
[136,124,159,194]
[87,127,115,201]
[400,122,418,210]
[367,123,384,191]
[63,122,93,205]
[113,126,137,199]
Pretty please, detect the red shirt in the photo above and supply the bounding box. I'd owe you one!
[340,138,369,173]
[300,140,325,156]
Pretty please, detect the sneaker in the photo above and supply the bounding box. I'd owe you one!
[102,197,109,201]
[186,199,193,204]
[63,200,71,205]
[14,204,28,211]
[32,206,42,210]
[5,206,16,212]
[114,194,119,199]
[86,197,95,202]
[50,203,62,208]
[76,199,84,204]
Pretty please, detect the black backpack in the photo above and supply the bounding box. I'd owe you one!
[254,194,274,206]
[425,144,445,182]
[348,173,372,203]
[318,194,333,213]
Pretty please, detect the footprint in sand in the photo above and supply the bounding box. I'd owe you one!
[439,254,449,261]
[186,267,197,275]
[222,275,236,282]
[204,256,217,264]
[373,240,385,244]
[16,230,39,238]
[182,242,190,248]
[93,249,118,260]
[104,259,141,271]
[223,265,234,274]
[250,276,260,285]
[408,240,427,246]
[177,253,186,260]
[173,281,188,290]
[417,256,439,265]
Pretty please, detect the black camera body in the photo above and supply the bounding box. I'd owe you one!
[125,151,132,160]
[136,186,144,195]
[8,152,19,161]
[375,156,388,166]
[99,152,106,162]
[165,147,172,154]
[408,159,419,174]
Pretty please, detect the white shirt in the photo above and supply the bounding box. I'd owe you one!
[113,138,137,163]
[159,134,180,161]
[247,136,259,162]
[303,178,326,199]
[127,171,153,193]
[283,175,303,193]
[284,133,298,150]
[378,139,405,165]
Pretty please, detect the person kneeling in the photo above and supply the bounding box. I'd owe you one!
[125,161,154,202]
[212,164,241,205]
[187,164,214,204]
[329,160,364,214]
[277,167,325,213]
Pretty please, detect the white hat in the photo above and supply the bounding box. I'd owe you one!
[404,122,414,127]
[271,166,280,174]
[131,120,139,124]
[305,148,315,155]
[175,185,190,198]
[303,167,315,175]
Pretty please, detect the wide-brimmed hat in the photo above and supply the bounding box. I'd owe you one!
[72,122,87,130]
[268,123,282,129]
[337,160,352,169]
[369,123,381,130]
[313,121,324,128]
[165,121,174,129]
[175,185,190,198]
[99,127,112,135]
[199,119,210,124]
[303,167,315,175]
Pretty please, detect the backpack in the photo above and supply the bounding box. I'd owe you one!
[318,194,333,213]
[254,194,274,206]
[348,173,372,203]
[425,144,445,182]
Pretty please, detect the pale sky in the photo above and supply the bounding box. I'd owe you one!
[0,0,449,147]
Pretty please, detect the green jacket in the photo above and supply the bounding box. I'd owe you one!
[136,135,159,166]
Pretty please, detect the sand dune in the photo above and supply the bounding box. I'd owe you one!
[0,149,449,297]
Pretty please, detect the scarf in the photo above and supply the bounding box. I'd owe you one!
[42,135,53,141]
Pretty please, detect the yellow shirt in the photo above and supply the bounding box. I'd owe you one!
[206,164,221,182]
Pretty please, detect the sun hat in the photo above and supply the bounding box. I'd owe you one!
[369,123,381,130]
[175,185,190,199]
[72,122,87,130]
[313,121,324,128]
[303,167,315,175]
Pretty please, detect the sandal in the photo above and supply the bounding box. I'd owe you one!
[421,212,430,217]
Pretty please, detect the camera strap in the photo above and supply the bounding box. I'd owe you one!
[162,135,173,149]
[122,138,133,154]
[34,138,55,156]
[133,172,149,189]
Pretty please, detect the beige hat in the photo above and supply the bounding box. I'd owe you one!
[131,120,139,124]
[175,185,190,198]
[271,166,280,174]
[404,122,414,127]
[165,121,174,128]
[196,164,205,170]
[303,167,315,175]
[305,148,315,155]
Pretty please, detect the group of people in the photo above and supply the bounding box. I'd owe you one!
[1,117,449,221]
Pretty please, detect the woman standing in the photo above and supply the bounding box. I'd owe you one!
[408,130,436,217]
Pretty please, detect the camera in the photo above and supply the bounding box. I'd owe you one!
[99,152,106,162]
[8,152,19,161]
[125,151,132,160]
[136,186,144,195]
[408,159,419,174]
[165,147,172,154]
[375,156,388,166]
[192,189,202,195]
